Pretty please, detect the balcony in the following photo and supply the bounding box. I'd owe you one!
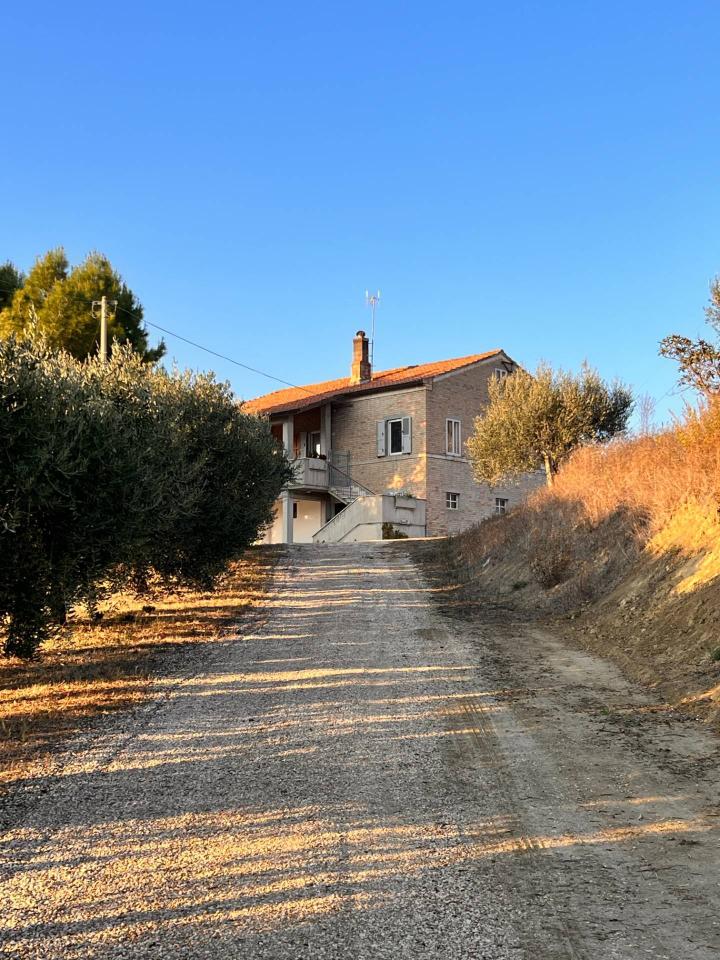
[288,457,330,490]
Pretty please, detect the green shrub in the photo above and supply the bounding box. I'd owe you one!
[382,522,409,540]
[0,336,291,656]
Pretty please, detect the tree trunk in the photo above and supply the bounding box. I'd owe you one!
[543,454,555,488]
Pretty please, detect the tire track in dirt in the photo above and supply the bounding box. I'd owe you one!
[1,542,719,959]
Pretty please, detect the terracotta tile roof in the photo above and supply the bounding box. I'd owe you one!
[242,349,505,415]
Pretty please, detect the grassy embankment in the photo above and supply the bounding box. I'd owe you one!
[432,402,720,723]
[0,550,277,793]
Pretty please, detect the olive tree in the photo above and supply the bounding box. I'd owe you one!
[0,336,291,657]
[467,363,633,488]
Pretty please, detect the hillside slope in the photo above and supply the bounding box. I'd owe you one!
[426,413,720,725]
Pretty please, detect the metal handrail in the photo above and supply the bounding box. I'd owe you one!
[286,451,374,498]
[327,456,374,497]
[311,493,373,541]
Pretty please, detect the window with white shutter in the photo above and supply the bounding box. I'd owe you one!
[401,416,412,454]
[376,420,387,457]
[387,418,403,454]
[381,416,412,455]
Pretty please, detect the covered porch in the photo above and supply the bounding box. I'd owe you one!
[262,402,366,544]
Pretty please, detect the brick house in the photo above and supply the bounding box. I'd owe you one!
[244,331,541,543]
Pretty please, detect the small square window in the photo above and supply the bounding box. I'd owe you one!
[446,492,459,510]
[493,367,508,381]
[495,497,508,515]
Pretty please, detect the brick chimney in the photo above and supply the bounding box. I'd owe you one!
[350,329,371,384]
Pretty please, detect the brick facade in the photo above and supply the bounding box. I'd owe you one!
[256,346,543,541]
[424,361,543,535]
[331,359,543,536]
[332,386,428,498]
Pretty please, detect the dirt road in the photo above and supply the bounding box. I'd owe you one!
[2,543,719,958]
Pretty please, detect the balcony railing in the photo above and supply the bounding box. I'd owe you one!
[288,457,330,489]
[286,452,374,499]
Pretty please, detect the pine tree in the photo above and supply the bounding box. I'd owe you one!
[0,248,164,361]
[0,261,26,312]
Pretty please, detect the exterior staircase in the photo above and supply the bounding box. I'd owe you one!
[328,482,370,505]
[313,492,427,543]
[313,450,428,543]
[328,454,373,506]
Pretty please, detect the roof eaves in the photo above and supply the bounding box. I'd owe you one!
[244,349,510,415]
[428,350,505,383]
[260,376,428,416]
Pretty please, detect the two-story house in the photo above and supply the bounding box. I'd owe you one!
[244,330,541,543]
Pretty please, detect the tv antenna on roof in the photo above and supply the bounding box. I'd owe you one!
[365,289,380,366]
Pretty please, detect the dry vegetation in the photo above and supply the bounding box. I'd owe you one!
[0,549,278,792]
[428,401,720,724]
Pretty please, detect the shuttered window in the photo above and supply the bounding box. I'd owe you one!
[377,416,412,456]
[388,418,403,454]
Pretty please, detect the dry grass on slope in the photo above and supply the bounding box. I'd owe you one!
[0,549,278,792]
[430,403,720,724]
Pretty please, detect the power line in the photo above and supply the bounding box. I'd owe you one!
[117,306,314,394]
[1,280,695,406]
[0,282,314,396]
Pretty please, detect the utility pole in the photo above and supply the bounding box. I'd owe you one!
[91,296,117,362]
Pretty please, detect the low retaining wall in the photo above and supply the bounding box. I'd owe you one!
[313,494,427,543]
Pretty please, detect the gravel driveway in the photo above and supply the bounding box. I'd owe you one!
[2,542,719,959]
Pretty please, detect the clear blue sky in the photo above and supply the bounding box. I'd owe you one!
[3,1,720,423]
